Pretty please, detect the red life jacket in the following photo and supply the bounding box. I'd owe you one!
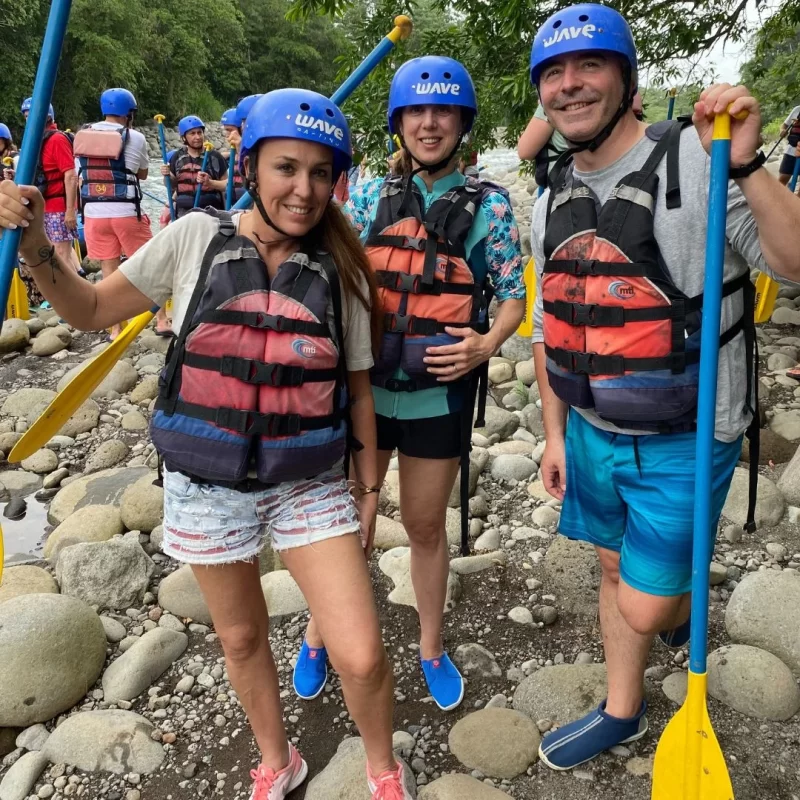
[788,118,800,147]
[364,175,499,392]
[152,211,349,486]
[173,147,223,211]
[542,120,755,433]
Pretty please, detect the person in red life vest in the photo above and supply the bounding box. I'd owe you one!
[18,98,83,277]
[0,123,16,173]
[529,3,800,770]
[161,116,228,218]
[74,88,151,340]
[294,56,526,713]
[0,88,416,800]
[778,103,800,188]
[221,107,246,204]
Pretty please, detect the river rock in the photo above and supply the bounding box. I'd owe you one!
[513,664,608,725]
[0,594,105,726]
[0,470,42,497]
[475,407,519,439]
[474,528,500,550]
[418,774,510,799]
[31,328,69,357]
[449,708,540,779]
[15,724,49,752]
[453,643,502,678]
[261,570,307,617]
[0,319,31,354]
[374,515,408,549]
[103,628,188,702]
[48,466,151,524]
[19,449,57,475]
[767,352,797,371]
[777,442,800,506]
[129,376,160,404]
[42,710,165,774]
[741,428,798,465]
[59,398,101,438]
[84,440,130,473]
[662,671,688,704]
[490,454,537,482]
[100,616,126,643]
[379,547,461,612]
[0,566,58,605]
[488,440,533,458]
[771,409,800,442]
[119,472,162,532]
[771,306,800,325]
[446,458,483,508]
[725,570,800,675]
[44,504,124,560]
[121,410,148,431]
[157,564,212,625]
[721,468,784,528]
[0,431,21,454]
[1,388,55,421]
[58,359,138,399]
[488,359,513,384]
[542,536,600,616]
[450,550,507,575]
[0,751,49,800]
[56,538,154,610]
[515,359,535,385]
[707,644,800,720]
[305,737,414,800]
[500,333,532,363]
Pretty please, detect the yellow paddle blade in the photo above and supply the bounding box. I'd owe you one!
[652,671,734,800]
[517,257,536,337]
[754,272,779,324]
[8,309,155,463]
[6,269,30,321]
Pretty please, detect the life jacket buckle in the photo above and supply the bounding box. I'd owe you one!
[402,236,426,252]
[385,378,416,392]
[393,273,422,294]
[573,259,598,276]
[387,314,414,334]
[553,301,624,328]
[216,407,249,433]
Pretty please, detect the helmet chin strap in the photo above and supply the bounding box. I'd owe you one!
[247,184,296,240]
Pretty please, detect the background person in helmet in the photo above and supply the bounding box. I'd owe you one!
[75,88,151,341]
[220,107,246,204]
[161,116,228,217]
[296,56,525,714]
[777,103,800,188]
[528,3,800,771]
[0,87,414,800]
[235,93,264,138]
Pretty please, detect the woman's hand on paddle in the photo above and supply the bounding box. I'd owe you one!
[693,83,762,167]
[160,164,171,177]
[0,181,47,249]
[540,437,567,501]
[424,326,493,382]
[357,490,378,559]
[197,171,212,189]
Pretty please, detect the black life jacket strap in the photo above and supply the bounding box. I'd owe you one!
[542,299,680,327]
[197,309,330,338]
[182,352,338,385]
[546,344,700,375]
[741,278,759,533]
[384,313,471,336]
[366,234,458,257]
[543,258,657,277]
[375,270,476,296]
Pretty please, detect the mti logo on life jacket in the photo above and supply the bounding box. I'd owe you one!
[292,339,317,358]
[294,114,345,141]
[95,183,108,195]
[608,280,635,300]
[543,24,598,47]
[411,82,461,97]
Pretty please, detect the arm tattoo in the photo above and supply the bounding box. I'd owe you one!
[37,245,62,284]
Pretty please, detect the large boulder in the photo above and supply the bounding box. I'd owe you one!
[2,388,55,420]
[500,332,532,363]
[0,318,31,354]
[0,594,106,726]
[721,468,784,528]
[0,469,42,497]
[379,547,461,613]
[43,504,124,560]
[42,710,165,774]
[542,536,601,616]
[157,564,212,624]
[84,440,130,473]
[56,538,154,610]
[448,709,540,779]
[103,628,188,702]
[119,472,163,532]
[778,443,800,505]
[725,571,800,675]
[19,449,58,475]
[48,466,150,525]
[418,775,510,799]
[260,570,308,617]
[741,429,797,465]
[474,407,519,440]
[770,409,800,442]
[31,327,70,356]
[373,516,409,549]
[0,565,58,605]
[58,399,100,438]
[513,664,608,726]
[707,644,800,721]
[58,358,138,399]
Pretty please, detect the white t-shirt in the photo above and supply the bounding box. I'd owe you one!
[120,211,375,371]
[75,122,149,218]
[783,106,800,157]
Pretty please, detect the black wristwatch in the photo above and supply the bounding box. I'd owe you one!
[729,151,766,180]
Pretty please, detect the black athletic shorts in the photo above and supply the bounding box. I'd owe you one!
[780,152,797,176]
[376,412,462,459]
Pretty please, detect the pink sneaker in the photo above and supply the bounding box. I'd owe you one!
[249,744,308,799]
[367,761,414,799]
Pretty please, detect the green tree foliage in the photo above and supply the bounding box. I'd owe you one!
[0,0,345,138]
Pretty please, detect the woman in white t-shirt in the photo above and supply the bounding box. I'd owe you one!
[0,89,414,800]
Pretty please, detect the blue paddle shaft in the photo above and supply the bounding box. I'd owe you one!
[226,147,235,210]
[0,0,72,313]
[157,122,176,221]
[232,31,401,213]
[194,148,212,208]
[667,96,676,121]
[790,153,800,193]
[689,136,730,675]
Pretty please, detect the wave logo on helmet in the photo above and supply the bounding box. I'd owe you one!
[543,23,598,48]
[294,114,344,141]
[292,339,317,358]
[411,82,461,97]
[608,280,634,300]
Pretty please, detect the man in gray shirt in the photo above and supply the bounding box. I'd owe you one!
[528,3,800,771]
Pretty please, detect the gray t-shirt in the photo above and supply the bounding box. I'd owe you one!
[531,125,792,443]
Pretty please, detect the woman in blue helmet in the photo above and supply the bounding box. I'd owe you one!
[0,123,17,179]
[0,89,415,800]
[221,107,246,204]
[295,56,526,713]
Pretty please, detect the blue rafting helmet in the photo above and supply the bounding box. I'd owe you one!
[240,89,352,182]
[179,115,205,137]
[100,88,138,117]
[21,98,54,119]
[0,123,11,140]
[235,94,264,128]
[530,4,637,87]
[220,108,238,127]
[387,56,478,135]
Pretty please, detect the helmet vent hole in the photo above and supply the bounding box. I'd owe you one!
[421,71,430,79]
[553,19,561,28]
[300,102,311,111]
[579,14,588,21]
[444,71,451,79]
[325,108,335,117]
